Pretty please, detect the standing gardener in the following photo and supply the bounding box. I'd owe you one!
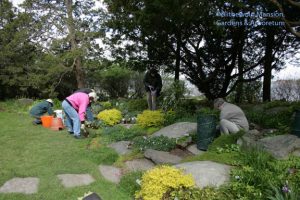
[62,91,98,139]
[143,68,162,110]
[29,99,54,125]
[74,88,98,122]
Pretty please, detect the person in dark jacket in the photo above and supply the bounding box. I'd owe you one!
[74,88,97,122]
[143,68,162,110]
[29,99,54,125]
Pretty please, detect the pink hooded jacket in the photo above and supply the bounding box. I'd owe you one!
[66,92,90,121]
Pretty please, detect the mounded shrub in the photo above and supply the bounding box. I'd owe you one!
[136,110,164,128]
[135,165,195,200]
[97,108,122,126]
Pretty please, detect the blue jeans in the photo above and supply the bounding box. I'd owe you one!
[30,114,42,124]
[86,106,94,122]
[62,100,81,136]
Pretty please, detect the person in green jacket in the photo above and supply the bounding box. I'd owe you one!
[29,99,54,125]
[143,68,162,110]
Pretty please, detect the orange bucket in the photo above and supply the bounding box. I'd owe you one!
[50,118,64,131]
[41,116,53,128]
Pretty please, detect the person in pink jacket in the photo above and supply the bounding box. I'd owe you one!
[62,91,98,139]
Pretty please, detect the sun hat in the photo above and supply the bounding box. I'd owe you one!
[46,99,54,105]
[88,92,98,102]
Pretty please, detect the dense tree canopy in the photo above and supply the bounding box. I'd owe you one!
[104,0,299,100]
[0,0,299,100]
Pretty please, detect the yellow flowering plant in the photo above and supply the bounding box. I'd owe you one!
[136,110,165,128]
[135,165,195,200]
[97,108,122,126]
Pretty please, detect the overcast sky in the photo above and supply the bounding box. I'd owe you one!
[9,0,300,80]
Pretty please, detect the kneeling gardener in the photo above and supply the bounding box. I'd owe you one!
[213,98,249,134]
[29,99,54,125]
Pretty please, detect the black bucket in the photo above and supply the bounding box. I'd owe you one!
[291,109,300,137]
[197,114,217,151]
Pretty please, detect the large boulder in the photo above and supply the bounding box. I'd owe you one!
[238,133,300,159]
[174,161,231,188]
[152,122,197,139]
[257,134,300,159]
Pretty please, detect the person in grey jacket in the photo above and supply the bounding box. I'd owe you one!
[213,98,249,134]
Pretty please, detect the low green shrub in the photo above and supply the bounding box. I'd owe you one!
[169,187,224,200]
[126,98,148,112]
[163,110,177,126]
[118,171,143,196]
[225,149,300,199]
[132,135,176,152]
[208,132,244,152]
[101,125,146,142]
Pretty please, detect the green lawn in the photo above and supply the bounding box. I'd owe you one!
[0,112,130,200]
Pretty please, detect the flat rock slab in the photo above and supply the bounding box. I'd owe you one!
[57,174,95,188]
[144,149,182,164]
[186,144,206,156]
[108,141,132,155]
[170,148,194,158]
[124,159,155,172]
[0,177,39,194]
[152,122,197,139]
[257,134,300,159]
[174,161,231,188]
[99,165,122,184]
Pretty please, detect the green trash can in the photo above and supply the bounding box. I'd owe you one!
[291,109,300,137]
[197,114,217,151]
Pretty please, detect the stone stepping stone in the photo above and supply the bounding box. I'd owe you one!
[57,174,95,188]
[124,159,155,172]
[186,144,206,156]
[144,149,182,164]
[174,161,231,188]
[0,177,39,194]
[108,141,132,155]
[152,122,197,139]
[99,165,122,184]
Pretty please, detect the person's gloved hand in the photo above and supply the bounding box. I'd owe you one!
[85,121,92,128]
[81,123,86,130]
[149,86,154,91]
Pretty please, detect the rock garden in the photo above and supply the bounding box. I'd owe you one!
[0,98,300,200]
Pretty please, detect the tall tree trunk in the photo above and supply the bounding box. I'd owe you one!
[174,32,181,81]
[235,28,245,103]
[263,29,275,102]
[65,0,85,88]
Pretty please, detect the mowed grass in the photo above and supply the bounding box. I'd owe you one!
[0,112,130,200]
